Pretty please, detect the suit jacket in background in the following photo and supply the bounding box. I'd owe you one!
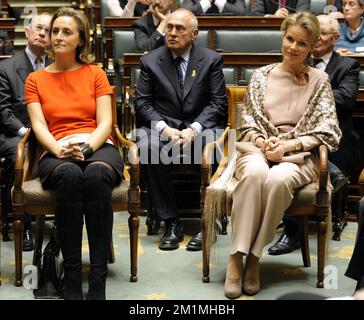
[135,44,227,130]
[0,51,50,150]
[132,12,165,52]
[119,0,148,16]
[250,0,310,15]
[325,51,360,176]
[182,0,245,15]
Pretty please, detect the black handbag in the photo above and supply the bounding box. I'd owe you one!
[33,223,64,299]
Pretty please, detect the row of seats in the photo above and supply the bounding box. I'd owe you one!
[112,29,282,62]
[131,66,364,87]
[101,0,330,23]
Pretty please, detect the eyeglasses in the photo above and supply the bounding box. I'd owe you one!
[31,24,50,34]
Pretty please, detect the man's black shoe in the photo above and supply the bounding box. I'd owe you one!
[268,233,301,256]
[159,220,183,250]
[23,229,34,252]
[186,231,202,251]
[332,172,350,193]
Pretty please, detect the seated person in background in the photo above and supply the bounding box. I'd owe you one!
[132,0,172,51]
[0,13,51,250]
[328,0,344,19]
[25,7,123,300]
[107,0,150,17]
[335,0,364,55]
[269,14,360,256]
[219,12,341,299]
[181,0,245,15]
[135,8,227,252]
[250,0,310,17]
[0,30,14,55]
[345,196,364,290]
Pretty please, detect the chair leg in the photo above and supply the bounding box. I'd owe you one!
[201,217,210,283]
[128,212,139,282]
[32,215,45,268]
[317,219,327,288]
[13,212,23,286]
[300,215,311,267]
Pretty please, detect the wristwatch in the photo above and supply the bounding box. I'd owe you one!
[80,143,94,159]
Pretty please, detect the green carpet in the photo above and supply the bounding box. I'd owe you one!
[0,214,359,300]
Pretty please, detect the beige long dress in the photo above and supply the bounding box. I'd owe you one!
[230,65,327,258]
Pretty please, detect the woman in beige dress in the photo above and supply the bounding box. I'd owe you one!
[224,12,342,299]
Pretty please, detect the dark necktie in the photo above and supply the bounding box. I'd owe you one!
[34,57,43,71]
[311,57,323,68]
[174,56,184,95]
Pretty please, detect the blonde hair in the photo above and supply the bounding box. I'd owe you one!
[281,12,321,46]
[47,7,94,63]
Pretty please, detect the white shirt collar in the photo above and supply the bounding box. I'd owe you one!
[319,51,333,65]
[171,46,192,64]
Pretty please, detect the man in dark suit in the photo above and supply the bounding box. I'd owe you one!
[268,14,360,255]
[132,0,173,51]
[135,8,227,251]
[251,0,310,17]
[0,13,51,251]
[181,0,245,15]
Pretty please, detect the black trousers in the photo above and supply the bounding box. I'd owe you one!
[137,126,223,221]
[43,160,119,299]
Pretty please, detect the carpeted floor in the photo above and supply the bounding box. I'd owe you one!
[0,214,359,300]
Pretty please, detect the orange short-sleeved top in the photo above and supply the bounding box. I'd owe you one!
[25,64,113,141]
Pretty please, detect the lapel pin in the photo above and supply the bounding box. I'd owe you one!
[191,70,197,77]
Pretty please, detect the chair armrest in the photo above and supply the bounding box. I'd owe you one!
[201,126,230,187]
[114,125,140,188]
[359,168,364,196]
[318,145,329,191]
[13,128,31,189]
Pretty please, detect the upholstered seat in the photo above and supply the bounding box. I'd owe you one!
[201,86,331,288]
[214,30,282,53]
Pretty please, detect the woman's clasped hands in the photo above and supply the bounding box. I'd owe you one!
[57,141,85,161]
[256,136,286,162]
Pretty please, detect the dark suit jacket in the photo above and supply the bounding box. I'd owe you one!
[0,51,50,155]
[132,13,165,52]
[324,52,360,175]
[251,0,310,15]
[182,0,245,15]
[119,0,148,16]
[135,44,227,130]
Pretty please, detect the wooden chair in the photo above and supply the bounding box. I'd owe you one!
[11,86,140,286]
[200,86,332,288]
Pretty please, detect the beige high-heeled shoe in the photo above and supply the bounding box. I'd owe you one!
[242,254,260,296]
[224,254,243,299]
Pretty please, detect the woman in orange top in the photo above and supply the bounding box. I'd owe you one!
[25,7,123,300]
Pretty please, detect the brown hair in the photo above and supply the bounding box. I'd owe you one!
[281,12,321,46]
[47,7,94,63]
